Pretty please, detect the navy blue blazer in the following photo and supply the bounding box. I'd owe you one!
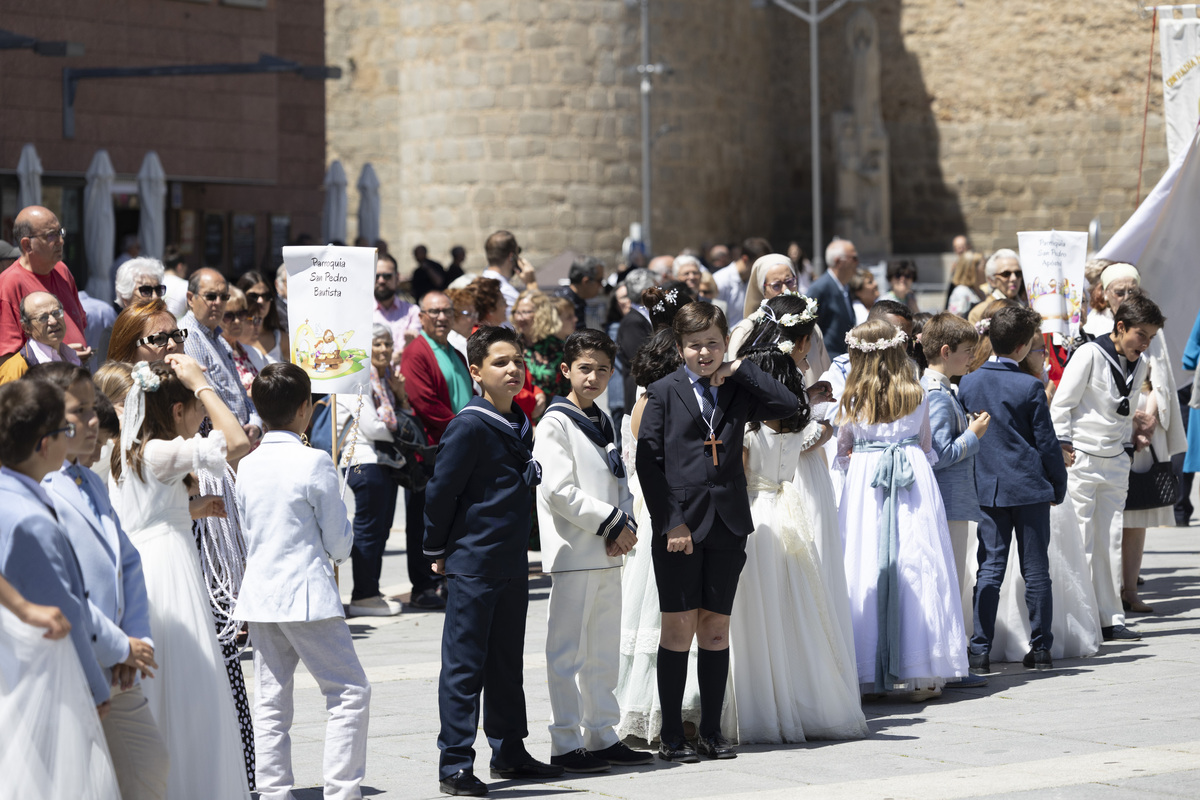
[959,360,1068,507]
[0,469,110,704]
[636,361,798,542]
[423,397,537,578]
[806,272,856,358]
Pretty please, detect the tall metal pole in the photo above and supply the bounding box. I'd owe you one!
[640,0,653,255]
[809,0,822,272]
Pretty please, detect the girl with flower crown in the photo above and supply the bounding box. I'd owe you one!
[834,320,968,702]
[109,355,253,800]
[728,295,868,743]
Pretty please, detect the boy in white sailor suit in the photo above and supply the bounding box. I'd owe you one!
[532,330,654,774]
[30,362,168,800]
[234,363,370,800]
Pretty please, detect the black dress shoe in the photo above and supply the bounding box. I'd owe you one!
[695,732,737,760]
[1102,625,1142,641]
[1022,648,1053,670]
[590,741,655,766]
[549,748,610,773]
[657,738,699,763]
[489,758,565,780]
[440,770,488,796]
[967,651,990,675]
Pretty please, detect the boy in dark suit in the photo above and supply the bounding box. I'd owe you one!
[636,302,797,762]
[959,306,1069,672]
[423,325,564,797]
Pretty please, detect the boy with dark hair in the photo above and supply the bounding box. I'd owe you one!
[0,379,111,714]
[637,303,797,761]
[1052,290,1164,642]
[29,362,168,799]
[235,362,370,800]
[533,329,650,773]
[960,305,1068,672]
[425,325,563,796]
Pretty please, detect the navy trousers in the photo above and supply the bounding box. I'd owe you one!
[971,502,1054,655]
[437,573,530,778]
[405,488,440,595]
[347,464,398,601]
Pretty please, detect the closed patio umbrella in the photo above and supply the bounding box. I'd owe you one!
[84,150,116,302]
[356,163,380,246]
[17,143,43,210]
[137,152,167,260]
[321,160,348,244]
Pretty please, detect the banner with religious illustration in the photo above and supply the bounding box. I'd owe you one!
[1017,230,1087,339]
[1161,10,1200,165]
[283,245,375,392]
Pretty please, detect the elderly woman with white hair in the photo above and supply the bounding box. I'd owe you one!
[1081,264,1187,614]
[113,257,170,312]
[967,248,1026,325]
[727,253,832,385]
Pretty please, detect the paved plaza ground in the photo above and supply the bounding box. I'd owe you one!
[246,491,1200,800]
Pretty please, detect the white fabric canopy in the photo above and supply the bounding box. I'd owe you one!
[137,152,167,260]
[16,143,43,210]
[1098,127,1200,387]
[84,150,116,302]
[321,160,348,245]
[356,163,380,245]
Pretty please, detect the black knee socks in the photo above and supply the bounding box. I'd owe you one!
[697,647,729,739]
[656,646,689,743]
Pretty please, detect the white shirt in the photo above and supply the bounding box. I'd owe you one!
[713,263,749,327]
[482,267,520,315]
[163,273,189,319]
[682,364,718,419]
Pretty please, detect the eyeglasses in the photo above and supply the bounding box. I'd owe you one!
[997,270,1023,280]
[200,291,230,303]
[375,272,397,281]
[247,315,263,325]
[223,310,250,323]
[134,329,188,348]
[421,307,454,317]
[32,228,65,244]
[1110,288,1133,298]
[457,309,477,318]
[136,284,168,298]
[765,277,798,293]
[245,291,273,305]
[29,308,65,326]
[43,422,76,440]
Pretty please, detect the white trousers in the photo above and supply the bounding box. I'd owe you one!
[545,568,622,756]
[948,519,975,635]
[1068,452,1129,628]
[250,619,371,800]
[101,683,170,800]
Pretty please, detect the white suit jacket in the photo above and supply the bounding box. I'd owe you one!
[532,405,631,573]
[233,430,353,622]
[45,463,153,676]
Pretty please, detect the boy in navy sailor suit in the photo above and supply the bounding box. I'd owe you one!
[636,301,797,762]
[423,326,564,797]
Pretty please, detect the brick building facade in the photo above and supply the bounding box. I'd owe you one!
[1,0,329,286]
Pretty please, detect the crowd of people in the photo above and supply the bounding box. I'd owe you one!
[0,200,1196,800]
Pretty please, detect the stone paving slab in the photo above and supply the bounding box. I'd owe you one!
[250,500,1200,800]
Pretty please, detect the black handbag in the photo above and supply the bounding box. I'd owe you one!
[1126,445,1181,511]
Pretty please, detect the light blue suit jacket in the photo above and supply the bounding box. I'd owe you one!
[921,373,982,522]
[45,464,153,678]
[0,468,110,703]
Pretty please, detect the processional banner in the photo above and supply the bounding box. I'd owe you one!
[1161,8,1200,164]
[1017,230,1087,339]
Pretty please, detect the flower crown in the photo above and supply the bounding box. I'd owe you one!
[652,288,680,313]
[845,328,909,353]
[748,294,818,326]
[131,361,162,392]
[777,340,795,355]
[974,319,991,336]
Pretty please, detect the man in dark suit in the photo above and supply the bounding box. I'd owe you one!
[959,306,1069,673]
[636,302,796,762]
[805,238,859,358]
[615,268,658,410]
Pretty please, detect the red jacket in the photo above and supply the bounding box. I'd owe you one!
[400,334,468,445]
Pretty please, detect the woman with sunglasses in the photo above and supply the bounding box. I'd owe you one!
[218,287,272,394]
[107,299,189,364]
[236,271,289,361]
[113,258,170,312]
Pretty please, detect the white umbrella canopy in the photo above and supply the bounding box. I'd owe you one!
[84,150,116,302]
[321,160,348,244]
[137,152,167,260]
[17,143,43,210]
[356,163,380,245]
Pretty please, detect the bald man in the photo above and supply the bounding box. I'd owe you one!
[0,206,90,366]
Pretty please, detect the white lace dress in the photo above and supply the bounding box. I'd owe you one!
[614,405,705,743]
[730,422,868,743]
[110,433,251,800]
[835,399,968,690]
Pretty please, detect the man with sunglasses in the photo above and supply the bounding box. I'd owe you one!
[180,268,263,443]
[0,205,91,370]
[969,249,1027,325]
[374,254,421,363]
